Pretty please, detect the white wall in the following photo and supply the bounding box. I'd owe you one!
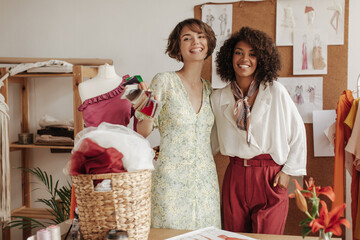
[348,0,360,90]
[0,0,359,239]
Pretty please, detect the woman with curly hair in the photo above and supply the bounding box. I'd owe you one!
[135,18,221,230]
[211,26,306,234]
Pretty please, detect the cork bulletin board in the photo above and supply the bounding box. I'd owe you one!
[195,0,349,236]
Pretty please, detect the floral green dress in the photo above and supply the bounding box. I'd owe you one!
[136,72,221,230]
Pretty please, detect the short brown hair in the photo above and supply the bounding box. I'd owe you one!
[166,18,216,62]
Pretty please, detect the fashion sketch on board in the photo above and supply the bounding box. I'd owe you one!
[293,29,327,75]
[301,34,308,70]
[278,6,296,44]
[307,86,315,103]
[218,8,227,36]
[312,34,326,70]
[202,4,232,38]
[281,6,296,29]
[205,8,215,27]
[276,0,345,46]
[278,77,323,123]
[294,85,305,105]
[305,5,316,29]
[327,0,343,34]
[201,4,232,89]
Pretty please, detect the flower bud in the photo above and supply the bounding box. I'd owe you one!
[294,189,308,213]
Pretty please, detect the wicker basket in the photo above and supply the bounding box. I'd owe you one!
[72,170,152,240]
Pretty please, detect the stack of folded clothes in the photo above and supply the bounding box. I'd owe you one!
[35,114,74,146]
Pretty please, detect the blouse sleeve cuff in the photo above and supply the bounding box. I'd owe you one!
[281,165,307,176]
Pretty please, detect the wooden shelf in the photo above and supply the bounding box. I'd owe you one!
[0,59,105,239]
[11,73,74,78]
[12,206,56,220]
[10,142,73,149]
[0,57,113,66]
[10,142,73,151]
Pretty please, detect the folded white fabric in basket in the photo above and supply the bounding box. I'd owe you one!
[72,122,155,172]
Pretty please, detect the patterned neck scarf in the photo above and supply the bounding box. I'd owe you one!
[231,80,259,144]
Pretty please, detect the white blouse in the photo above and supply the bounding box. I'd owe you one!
[211,81,307,176]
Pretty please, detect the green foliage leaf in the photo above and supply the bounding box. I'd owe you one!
[311,204,318,217]
[8,167,71,230]
[6,216,48,230]
[301,226,312,238]
[301,190,312,194]
[299,217,312,226]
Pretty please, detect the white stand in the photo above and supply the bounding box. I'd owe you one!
[78,64,122,102]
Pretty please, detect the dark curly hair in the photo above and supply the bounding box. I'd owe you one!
[216,26,281,84]
[166,18,216,62]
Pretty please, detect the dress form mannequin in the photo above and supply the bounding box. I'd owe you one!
[78,64,122,102]
[72,64,139,220]
[77,63,135,128]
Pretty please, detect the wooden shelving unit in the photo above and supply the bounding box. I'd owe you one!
[0,57,113,239]
[10,143,73,151]
[11,207,55,220]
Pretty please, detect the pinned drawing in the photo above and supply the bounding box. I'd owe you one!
[205,8,215,27]
[276,0,344,46]
[202,4,232,89]
[278,6,296,44]
[294,85,305,105]
[202,4,232,39]
[294,29,327,75]
[281,7,296,29]
[305,5,316,29]
[278,77,323,123]
[307,86,315,102]
[219,8,228,36]
[327,0,343,34]
[301,34,308,70]
[312,34,326,70]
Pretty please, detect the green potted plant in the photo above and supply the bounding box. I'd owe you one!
[7,167,71,230]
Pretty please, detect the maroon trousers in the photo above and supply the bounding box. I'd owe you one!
[222,154,289,234]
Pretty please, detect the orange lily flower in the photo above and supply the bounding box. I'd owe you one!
[294,189,308,213]
[309,200,350,236]
[289,177,335,201]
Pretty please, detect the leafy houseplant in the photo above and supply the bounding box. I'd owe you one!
[7,167,72,230]
[290,177,350,239]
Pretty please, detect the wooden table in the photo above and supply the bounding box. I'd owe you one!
[56,222,342,240]
[148,228,341,240]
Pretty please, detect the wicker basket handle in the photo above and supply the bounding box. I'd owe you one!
[89,174,114,192]
[89,173,115,180]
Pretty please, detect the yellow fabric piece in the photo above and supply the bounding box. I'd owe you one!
[345,98,360,129]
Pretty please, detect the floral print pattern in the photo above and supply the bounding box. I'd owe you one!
[136,72,221,230]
